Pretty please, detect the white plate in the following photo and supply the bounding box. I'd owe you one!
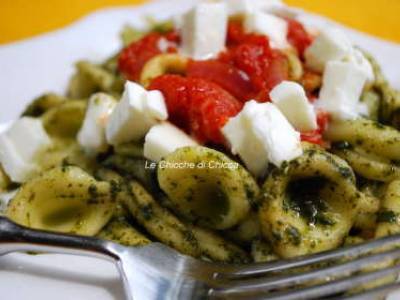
[0,1,400,299]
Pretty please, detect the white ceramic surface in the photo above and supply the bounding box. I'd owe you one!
[1,1,400,299]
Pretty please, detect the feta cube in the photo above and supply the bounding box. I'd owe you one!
[305,28,352,72]
[270,81,318,132]
[180,2,228,60]
[0,117,51,182]
[222,100,302,176]
[316,61,368,120]
[244,12,289,49]
[106,81,168,145]
[77,93,116,154]
[144,122,198,162]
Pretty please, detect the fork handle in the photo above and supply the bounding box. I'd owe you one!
[0,216,121,262]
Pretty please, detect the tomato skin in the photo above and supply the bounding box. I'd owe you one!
[148,74,191,130]
[222,21,290,101]
[187,60,254,102]
[226,20,247,46]
[149,75,242,144]
[286,18,313,58]
[187,78,242,144]
[118,32,178,82]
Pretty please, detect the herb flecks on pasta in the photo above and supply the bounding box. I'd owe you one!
[259,148,363,258]
[7,167,115,236]
[157,146,259,230]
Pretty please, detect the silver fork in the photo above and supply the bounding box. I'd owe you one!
[1,216,400,300]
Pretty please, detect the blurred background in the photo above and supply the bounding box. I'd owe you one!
[0,0,399,45]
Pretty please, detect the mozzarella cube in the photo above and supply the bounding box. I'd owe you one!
[344,48,375,82]
[78,93,116,154]
[144,122,198,162]
[245,12,289,49]
[0,117,51,182]
[145,90,168,120]
[270,81,318,131]
[0,136,36,183]
[317,61,368,120]
[222,101,302,176]
[180,2,228,60]
[106,81,168,145]
[305,28,352,72]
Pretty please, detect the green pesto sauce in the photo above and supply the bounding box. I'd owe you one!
[188,183,229,226]
[332,141,353,150]
[285,226,301,246]
[285,177,335,226]
[377,210,397,223]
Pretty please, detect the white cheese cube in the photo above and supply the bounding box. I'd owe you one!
[145,90,168,120]
[77,93,116,154]
[305,28,352,72]
[245,12,289,49]
[106,81,168,145]
[0,136,37,183]
[316,61,368,120]
[222,100,302,176]
[344,48,375,83]
[180,2,228,60]
[270,81,317,132]
[144,122,198,162]
[6,117,51,162]
[225,0,283,15]
[0,117,51,182]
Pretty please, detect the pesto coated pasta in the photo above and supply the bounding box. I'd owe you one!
[2,3,400,275]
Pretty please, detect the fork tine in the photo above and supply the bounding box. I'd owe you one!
[330,281,400,300]
[210,247,400,295]
[215,233,400,279]
[209,261,400,299]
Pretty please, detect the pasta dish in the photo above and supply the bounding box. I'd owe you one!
[1,0,400,270]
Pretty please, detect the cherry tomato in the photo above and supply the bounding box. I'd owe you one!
[118,32,178,82]
[187,60,254,102]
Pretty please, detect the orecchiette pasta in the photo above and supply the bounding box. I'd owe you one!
[157,146,259,230]
[7,167,115,235]
[259,148,363,258]
[326,118,400,181]
[42,100,87,138]
[121,180,249,263]
[140,54,188,88]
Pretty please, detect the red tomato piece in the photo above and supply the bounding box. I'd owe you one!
[262,50,290,97]
[301,110,330,146]
[148,74,191,129]
[222,22,290,101]
[286,18,314,58]
[187,78,243,144]
[118,32,178,82]
[187,60,254,102]
[226,20,247,46]
[149,75,242,145]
